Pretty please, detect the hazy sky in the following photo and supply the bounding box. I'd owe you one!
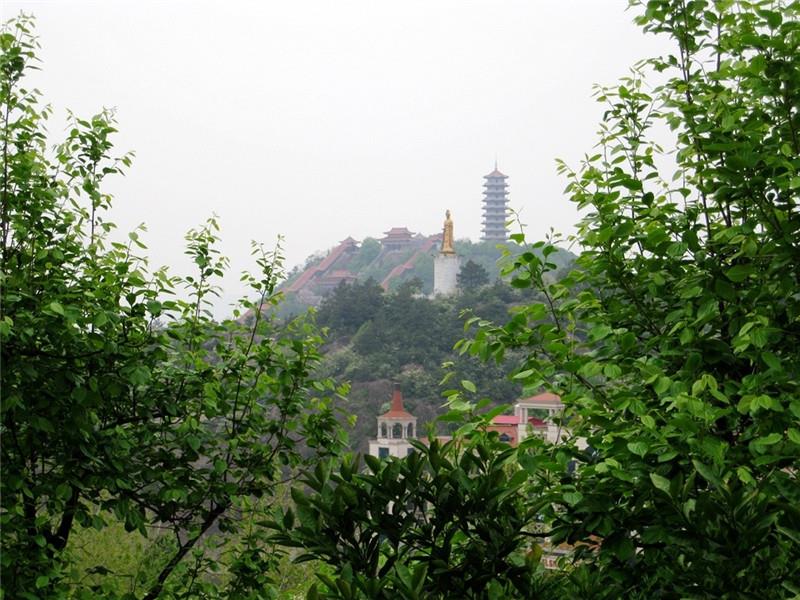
[4,0,672,315]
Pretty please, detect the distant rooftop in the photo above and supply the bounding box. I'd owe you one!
[493,415,520,425]
[518,392,563,407]
[382,227,413,237]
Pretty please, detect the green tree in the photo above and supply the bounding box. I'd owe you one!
[269,436,546,600]
[0,17,345,598]
[460,0,800,596]
[317,278,385,337]
[351,280,454,369]
[457,259,490,292]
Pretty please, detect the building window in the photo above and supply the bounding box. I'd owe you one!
[407,447,414,456]
[392,423,403,438]
[380,423,387,438]
[378,447,389,459]
[499,433,511,443]
[407,423,414,438]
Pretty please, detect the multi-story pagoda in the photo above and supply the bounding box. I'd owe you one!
[481,164,510,242]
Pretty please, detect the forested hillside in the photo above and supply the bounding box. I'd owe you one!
[311,261,571,451]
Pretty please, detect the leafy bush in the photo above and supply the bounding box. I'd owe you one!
[461,0,800,596]
[1,16,345,598]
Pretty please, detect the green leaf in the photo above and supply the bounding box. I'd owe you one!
[56,483,72,500]
[589,324,613,341]
[726,264,754,282]
[788,429,800,445]
[650,473,671,495]
[461,379,476,393]
[658,450,678,463]
[756,433,782,446]
[627,441,649,457]
[692,460,722,488]
[737,466,755,485]
[761,352,781,371]
[49,301,64,315]
[653,376,671,395]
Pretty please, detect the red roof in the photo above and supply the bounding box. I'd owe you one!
[380,236,438,290]
[326,270,356,279]
[285,238,353,293]
[381,384,414,419]
[492,415,520,425]
[382,227,413,238]
[518,392,563,407]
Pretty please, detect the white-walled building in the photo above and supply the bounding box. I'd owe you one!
[368,384,418,459]
[488,392,566,446]
[514,392,565,444]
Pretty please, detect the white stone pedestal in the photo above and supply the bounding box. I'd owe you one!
[434,253,460,296]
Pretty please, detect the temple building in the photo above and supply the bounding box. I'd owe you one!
[316,269,358,294]
[481,164,510,242]
[380,227,414,252]
[368,384,418,459]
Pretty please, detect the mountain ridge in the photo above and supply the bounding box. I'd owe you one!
[277,229,575,317]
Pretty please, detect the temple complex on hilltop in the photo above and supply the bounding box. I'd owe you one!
[482,163,510,242]
[276,163,513,306]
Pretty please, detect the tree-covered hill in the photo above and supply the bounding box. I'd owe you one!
[312,269,567,452]
[275,235,575,318]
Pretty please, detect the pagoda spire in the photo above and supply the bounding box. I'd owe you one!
[481,163,510,242]
[390,383,405,413]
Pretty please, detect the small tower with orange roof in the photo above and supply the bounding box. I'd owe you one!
[368,383,418,459]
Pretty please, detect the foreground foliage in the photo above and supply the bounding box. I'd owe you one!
[283,0,800,598]
[1,16,345,599]
[460,0,800,596]
[269,436,548,600]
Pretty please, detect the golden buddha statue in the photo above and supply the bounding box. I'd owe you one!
[441,209,455,255]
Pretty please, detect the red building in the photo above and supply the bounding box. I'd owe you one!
[487,414,546,446]
[489,393,563,446]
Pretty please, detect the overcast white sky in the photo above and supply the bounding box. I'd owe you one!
[4,0,673,315]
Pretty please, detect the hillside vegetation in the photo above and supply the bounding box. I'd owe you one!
[311,255,573,452]
[276,236,574,318]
